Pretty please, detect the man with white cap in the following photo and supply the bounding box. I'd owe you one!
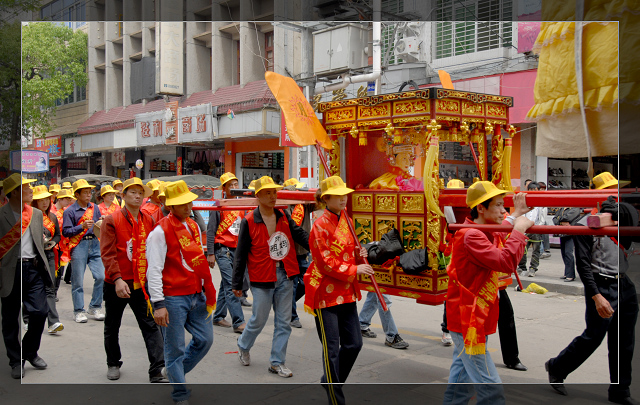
[62,179,105,323]
[232,176,309,378]
[443,181,532,405]
[0,173,52,378]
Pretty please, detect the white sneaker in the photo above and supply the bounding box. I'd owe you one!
[48,322,64,334]
[441,332,453,346]
[88,307,105,321]
[75,312,88,323]
[23,323,28,331]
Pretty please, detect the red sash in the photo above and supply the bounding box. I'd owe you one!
[0,205,33,260]
[216,210,242,236]
[167,213,217,311]
[304,211,355,314]
[55,208,70,266]
[99,202,119,217]
[291,204,305,226]
[448,228,500,355]
[43,213,56,236]
[68,205,94,249]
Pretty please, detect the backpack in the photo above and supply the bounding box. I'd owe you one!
[552,207,584,226]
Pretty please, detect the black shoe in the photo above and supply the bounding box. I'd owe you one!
[545,360,567,396]
[11,364,23,379]
[149,367,169,383]
[361,328,377,338]
[609,396,640,405]
[505,362,528,371]
[25,356,47,370]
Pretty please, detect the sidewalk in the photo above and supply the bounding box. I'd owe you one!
[515,247,584,296]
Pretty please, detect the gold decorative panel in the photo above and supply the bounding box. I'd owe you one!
[325,106,356,123]
[396,274,432,291]
[375,194,397,213]
[375,215,397,241]
[362,271,393,285]
[436,99,460,114]
[437,276,449,292]
[352,193,373,212]
[486,103,507,119]
[393,99,430,116]
[461,101,484,116]
[358,103,391,119]
[401,217,424,251]
[353,215,373,245]
[399,194,424,214]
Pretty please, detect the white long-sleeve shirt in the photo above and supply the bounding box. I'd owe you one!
[146,220,203,306]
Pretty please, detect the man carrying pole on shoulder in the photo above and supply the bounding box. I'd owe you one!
[147,180,216,405]
[443,181,533,405]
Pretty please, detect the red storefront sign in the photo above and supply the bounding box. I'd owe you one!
[33,136,62,158]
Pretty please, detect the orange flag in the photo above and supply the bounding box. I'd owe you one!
[265,71,333,150]
[438,70,454,90]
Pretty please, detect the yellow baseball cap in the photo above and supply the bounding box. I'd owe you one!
[146,179,162,192]
[248,180,256,190]
[49,184,61,193]
[3,173,36,194]
[283,178,305,188]
[446,179,465,189]
[466,181,510,209]
[320,176,354,197]
[62,181,72,189]
[72,179,95,194]
[32,185,53,200]
[254,176,283,195]
[56,188,76,200]
[112,179,123,187]
[164,180,198,206]
[122,177,152,198]
[220,172,238,187]
[592,172,630,190]
[100,185,117,196]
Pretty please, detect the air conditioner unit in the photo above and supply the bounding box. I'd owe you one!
[394,37,420,59]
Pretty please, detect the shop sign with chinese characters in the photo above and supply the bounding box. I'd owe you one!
[135,110,166,147]
[33,136,62,158]
[156,22,184,96]
[177,103,216,142]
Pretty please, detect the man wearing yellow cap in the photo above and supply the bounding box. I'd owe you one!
[0,173,52,378]
[62,179,106,323]
[232,176,309,378]
[146,180,216,404]
[142,179,163,222]
[443,182,533,404]
[48,184,61,214]
[98,185,119,217]
[592,171,631,190]
[99,178,167,382]
[54,189,75,286]
[206,172,247,333]
[112,179,125,207]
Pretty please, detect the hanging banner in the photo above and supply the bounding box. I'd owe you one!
[178,103,216,143]
[177,156,183,175]
[156,22,184,96]
[11,150,49,173]
[64,136,82,155]
[136,110,166,147]
[33,136,62,158]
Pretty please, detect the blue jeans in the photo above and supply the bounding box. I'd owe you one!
[291,254,310,321]
[358,292,397,340]
[443,332,505,405]
[237,266,293,366]
[70,238,104,314]
[212,247,245,328]
[560,236,576,278]
[162,292,214,402]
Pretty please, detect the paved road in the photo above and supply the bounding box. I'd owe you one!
[1,246,639,404]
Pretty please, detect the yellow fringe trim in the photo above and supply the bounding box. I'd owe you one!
[464,327,487,355]
[305,304,317,316]
[146,300,154,317]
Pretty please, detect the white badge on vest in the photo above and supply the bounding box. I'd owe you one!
[268,231,290,261]
[229,216,241,236]
[126,239,133,261]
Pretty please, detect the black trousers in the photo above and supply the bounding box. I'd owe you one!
[314,302,363,405]
[103,281,165,377]
[1,261,48,366]
[441,290,521,365]
[549,274,638,399]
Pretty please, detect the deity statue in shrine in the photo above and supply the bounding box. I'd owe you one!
[368,144,423,191]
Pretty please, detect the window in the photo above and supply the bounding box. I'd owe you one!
[264,31,274,72]
[41,0,87,27]
[55,85,86,106]
[381,23,403,66]
[435,0,512,59]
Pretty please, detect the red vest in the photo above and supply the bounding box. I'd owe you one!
[105,209,154,284]
[158,216,202,297]
[214,210,244,248]
[244,209,300,282]
[141,202,161,218]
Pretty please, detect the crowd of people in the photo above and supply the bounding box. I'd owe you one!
[0,170,636,405]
